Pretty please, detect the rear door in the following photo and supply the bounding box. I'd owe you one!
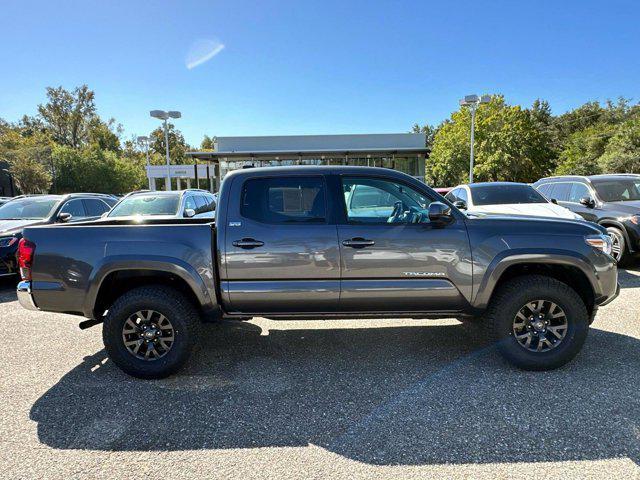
[223,174,340,313]
[337,175,472,312]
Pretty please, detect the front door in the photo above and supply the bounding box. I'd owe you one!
[337,175,472,312]
[223,174,340,313]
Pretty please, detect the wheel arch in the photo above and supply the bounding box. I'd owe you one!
[85,256,217,319]
[474,252,597,318]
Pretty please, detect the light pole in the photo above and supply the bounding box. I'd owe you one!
[150,110,182,191]
[459,94,490,183]
[137,135,153,190]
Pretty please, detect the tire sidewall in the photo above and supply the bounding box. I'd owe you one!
[103,289,196,378]
[492,283,588,370]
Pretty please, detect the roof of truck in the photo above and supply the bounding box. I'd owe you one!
[223,165,420,181]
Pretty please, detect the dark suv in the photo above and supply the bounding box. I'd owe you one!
[0,193,117,277]
[533,175,640,264]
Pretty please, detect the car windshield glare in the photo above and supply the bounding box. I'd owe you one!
[0,198,59,220]
[109,194,180,217]
[592,179,640,202]
[471,185,548,206]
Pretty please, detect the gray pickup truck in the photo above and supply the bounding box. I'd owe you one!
[17,166,619,378]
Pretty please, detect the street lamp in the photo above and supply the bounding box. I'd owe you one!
[137,136,152,190]
[150,110,182,191]
[459,94,491,183]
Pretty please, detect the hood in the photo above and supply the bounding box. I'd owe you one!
[469,203,580,219]
[604,200,640,215]
[0,219,48,236]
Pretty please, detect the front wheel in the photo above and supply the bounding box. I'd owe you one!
[485,275,589,371]
[606,226,627,264]
[102,286,200,379]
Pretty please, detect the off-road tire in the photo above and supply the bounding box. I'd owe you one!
[102,286,200,379]
[485,275,589,371]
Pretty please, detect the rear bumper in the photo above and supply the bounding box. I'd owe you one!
[17,280,38,311]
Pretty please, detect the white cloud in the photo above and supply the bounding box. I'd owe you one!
[185,38,225,69]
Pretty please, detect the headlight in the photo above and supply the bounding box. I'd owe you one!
[585,234,613,256]
[0,237,18,248]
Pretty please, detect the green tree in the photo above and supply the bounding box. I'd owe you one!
[427,96,555,185]
[201,135,215,150]
[52,145,145,194]
[37,85,97,148]
[0,128,53,194]
[554,126,611,175]
[599,115,640,173]
[150,123,190,164]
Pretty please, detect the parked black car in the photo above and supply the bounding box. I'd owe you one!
[0,193,117,277]
[533,174,640,263]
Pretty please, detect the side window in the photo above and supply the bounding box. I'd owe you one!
[457,188,468,203]
[445,189,459,202]
[194,195,207,214]
[59,199,86,218]
[83,199,111,216]
[206,194,216,211]
[568,183,590,203]
[184,195,197,211]
[536,184,551,199]
[552,183,571,201]
[343,177,432,224]
[241,176,326,224]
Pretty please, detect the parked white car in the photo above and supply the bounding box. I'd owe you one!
[445,182,582,220]
[106,189,216,220]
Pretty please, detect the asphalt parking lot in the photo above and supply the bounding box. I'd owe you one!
[0,270,638,479]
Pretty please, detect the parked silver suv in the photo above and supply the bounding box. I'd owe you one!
[107,189,216,219]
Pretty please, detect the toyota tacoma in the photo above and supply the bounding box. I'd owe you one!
[17,166,619,378]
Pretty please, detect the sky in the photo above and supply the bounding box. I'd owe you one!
[1,0,639,146]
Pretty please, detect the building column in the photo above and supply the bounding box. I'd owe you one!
[150,177,156,191]
[176,177,181,190]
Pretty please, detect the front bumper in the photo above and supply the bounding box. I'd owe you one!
[599,282,620,306]
[17,281,38,311]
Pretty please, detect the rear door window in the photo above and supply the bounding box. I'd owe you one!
[552,183,571,201]
[241,176,326,224]
[83,199,111,216]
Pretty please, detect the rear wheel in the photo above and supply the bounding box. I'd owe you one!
[485,275,589,371]
[606,226,626,264]
[102,286,200,379]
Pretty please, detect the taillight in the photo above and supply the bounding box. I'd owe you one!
[17,238,36,280]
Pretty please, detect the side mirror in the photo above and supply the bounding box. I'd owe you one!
[579,196,595,208]
[452,200,467,210]
[427,202,453,225]
[57,212,72,223]
[550,198,558,205]
[184,208,196,218]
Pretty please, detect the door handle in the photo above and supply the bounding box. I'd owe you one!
[232,238,265,249]
[342,237,375,249]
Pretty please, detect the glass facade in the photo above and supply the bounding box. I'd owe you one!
[217,154,425,182]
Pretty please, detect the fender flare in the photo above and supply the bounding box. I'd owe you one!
[597,219,631,251]
[83,255,216,318]
[473,248,599,309]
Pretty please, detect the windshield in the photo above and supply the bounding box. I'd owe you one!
[592,178,640,202]
[471,184,548,206]
[108,194,180,217]
[0,198,59,220]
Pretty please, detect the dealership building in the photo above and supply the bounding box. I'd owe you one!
[145,133,429,191]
